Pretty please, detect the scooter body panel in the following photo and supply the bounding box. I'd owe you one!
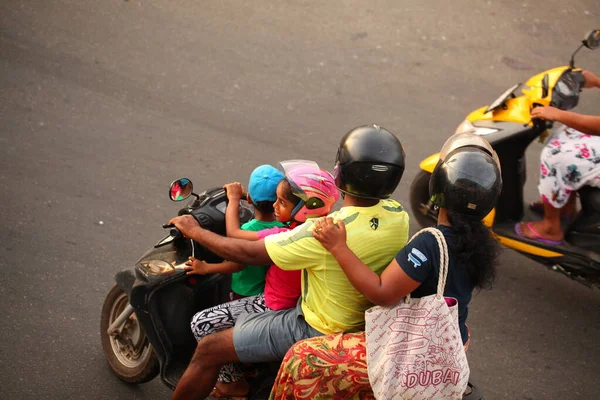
[113,187,254,389]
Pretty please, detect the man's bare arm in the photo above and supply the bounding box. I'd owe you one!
[169,215,272,265]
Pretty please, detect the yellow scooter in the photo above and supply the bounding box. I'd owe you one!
[410,29,600,288]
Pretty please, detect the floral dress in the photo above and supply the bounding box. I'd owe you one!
[268,332,375,400]
[268,331,470,400]
[539,125,600,208]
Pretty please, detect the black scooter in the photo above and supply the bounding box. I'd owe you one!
[100,178,484,399]
[100,179,280,396]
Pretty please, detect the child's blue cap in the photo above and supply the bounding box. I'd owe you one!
[248,165,285,203]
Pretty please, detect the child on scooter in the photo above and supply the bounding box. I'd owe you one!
[185,160,339,399]
[184,164,285,300]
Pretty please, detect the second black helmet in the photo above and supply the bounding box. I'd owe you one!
[334,124,406,199]
[429,133,502,219]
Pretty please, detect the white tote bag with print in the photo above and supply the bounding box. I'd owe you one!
[366,228,469,400]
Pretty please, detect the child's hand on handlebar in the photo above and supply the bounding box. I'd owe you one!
[223,182,246,201]
[184,256,210,275]
[531,106,563,122]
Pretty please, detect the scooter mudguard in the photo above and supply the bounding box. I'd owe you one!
[114,269,136,297]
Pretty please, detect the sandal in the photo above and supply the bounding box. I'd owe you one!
[210,385,248,400]
[514,222,564,246]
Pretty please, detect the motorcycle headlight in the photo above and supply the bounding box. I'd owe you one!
[555,79,575,97]
[454,120,499,136]
[140,259,176,275]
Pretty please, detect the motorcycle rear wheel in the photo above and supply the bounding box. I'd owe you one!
[409,170,438,228]
[100,284,159,383]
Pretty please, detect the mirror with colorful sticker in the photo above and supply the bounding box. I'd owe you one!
[169,178,193,201]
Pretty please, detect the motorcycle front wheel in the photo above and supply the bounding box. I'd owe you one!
[100,284,159,383]
[409,170,438,228]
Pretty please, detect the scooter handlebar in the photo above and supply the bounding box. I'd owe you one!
[162,224,182,238]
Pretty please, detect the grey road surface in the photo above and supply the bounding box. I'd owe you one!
[1,1,599,399]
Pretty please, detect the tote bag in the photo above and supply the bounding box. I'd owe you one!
[366,228,469,400]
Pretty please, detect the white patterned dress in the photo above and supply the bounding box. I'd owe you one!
[538,125,600,208]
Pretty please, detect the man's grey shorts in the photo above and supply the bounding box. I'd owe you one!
[232,301,323,363]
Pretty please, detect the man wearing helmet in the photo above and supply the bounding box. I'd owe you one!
[269,132,502,399]
[169,125,410,400]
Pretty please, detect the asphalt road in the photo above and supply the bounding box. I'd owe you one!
[1,1,599,399]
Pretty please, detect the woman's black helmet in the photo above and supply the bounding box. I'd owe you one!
[334,124,405,199]
[429,133,502,219]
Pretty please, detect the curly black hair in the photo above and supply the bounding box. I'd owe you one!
[447,211,500,290]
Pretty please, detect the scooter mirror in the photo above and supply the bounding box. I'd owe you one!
[583,29,600,50]
[169,178,194,201]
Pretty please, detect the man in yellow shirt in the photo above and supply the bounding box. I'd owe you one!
[170,125,410,400]
[264,198,408,335]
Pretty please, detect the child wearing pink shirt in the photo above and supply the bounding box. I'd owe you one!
[185,161,339,399]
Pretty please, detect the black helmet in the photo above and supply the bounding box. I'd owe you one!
[429,133,502,218]
[334,124,406,199]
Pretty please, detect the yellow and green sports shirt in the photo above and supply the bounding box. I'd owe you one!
[264,199,409,334]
